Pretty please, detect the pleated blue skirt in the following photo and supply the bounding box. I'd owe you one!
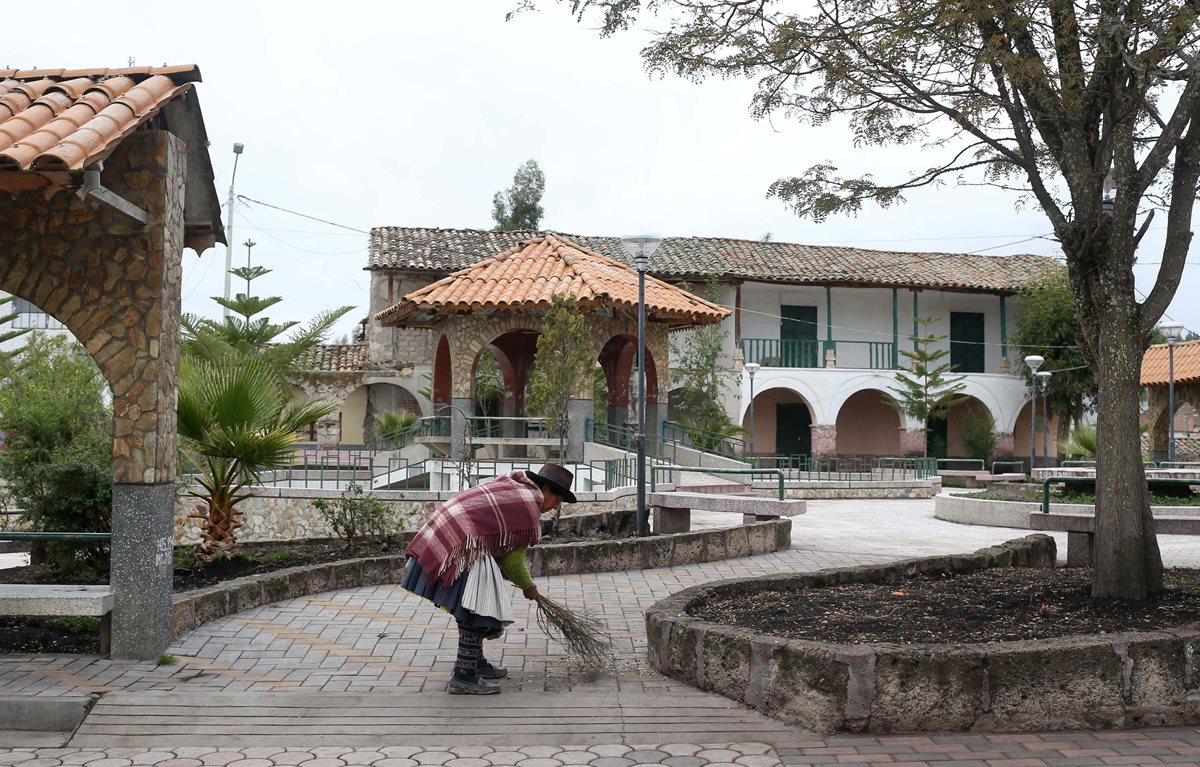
[400,557,504,633]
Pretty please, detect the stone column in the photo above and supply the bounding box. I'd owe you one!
[994,431,1015,459]
[810,424,837,458]
[315,416,342,449]
[566,398,592,462]
[899,428,927,456]
[449,396,472,462]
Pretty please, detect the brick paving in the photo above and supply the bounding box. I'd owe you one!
[2,499,1199,761]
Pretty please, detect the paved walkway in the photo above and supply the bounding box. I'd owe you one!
[3,499,1199,763]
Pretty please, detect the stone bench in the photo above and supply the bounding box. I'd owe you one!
[0,585,114,656]
[1028,513,1200,566]
[940,470,1025,488]
[648,491,807,533]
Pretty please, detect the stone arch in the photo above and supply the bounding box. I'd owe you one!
[1012,399,1061,462]
[835,389,902,456]
[348,381,424,448]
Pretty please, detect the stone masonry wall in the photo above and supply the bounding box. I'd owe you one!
[0,131,183,484]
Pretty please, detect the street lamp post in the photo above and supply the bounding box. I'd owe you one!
[621,232,662,537]
[744,362,761,459]
[223,142,245,319]
[1024,355,1044,471]
[1037,370,1053,467]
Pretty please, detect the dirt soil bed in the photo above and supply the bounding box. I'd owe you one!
[690,567,1200,644]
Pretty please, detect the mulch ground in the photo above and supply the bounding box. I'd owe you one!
[690,567,1200,644]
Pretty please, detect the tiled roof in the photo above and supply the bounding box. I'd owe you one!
[0,65,223,251]
[1142,340,1200,386]
[375,234,730,327]
[368,227,1061,294]
[295,344,367,373]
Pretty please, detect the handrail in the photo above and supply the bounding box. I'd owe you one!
[991,460,1025,475]
[649,465,785,500]
[0,531,112,542]
[661,420,746,458]
[1041,476,1199,513]
[1158,462,1200,469]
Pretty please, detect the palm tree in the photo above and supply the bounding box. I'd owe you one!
[375,410,418,447]
[177,357,338,561]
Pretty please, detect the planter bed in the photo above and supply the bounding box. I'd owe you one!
[645,535,1200,734]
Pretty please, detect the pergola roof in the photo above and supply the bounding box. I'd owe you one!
[375,233,730,328]
[1142,340,1200,386]
[0,65,224,252]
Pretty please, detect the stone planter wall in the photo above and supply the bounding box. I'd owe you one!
[775,479,942,500]
[170,516,790,638]
[646,534,1200,734]
[174,484,640,545]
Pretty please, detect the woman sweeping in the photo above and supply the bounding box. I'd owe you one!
[401,463,576,695]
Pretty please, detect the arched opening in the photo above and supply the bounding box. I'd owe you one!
[835,389,901,457]
[350,383,422,449]
[432,335,452,416]
[1011,400,1060,464]
[597,334,660,430]
[744,387,813,458]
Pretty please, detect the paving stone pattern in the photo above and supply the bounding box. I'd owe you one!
[4,500,1200,760]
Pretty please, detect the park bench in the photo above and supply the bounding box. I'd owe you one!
[0,531,113,656]
[939,470,1025,488]
[647,491,807,534]
[1029,512,1200,566]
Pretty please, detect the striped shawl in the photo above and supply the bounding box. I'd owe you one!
[406,471,543,588]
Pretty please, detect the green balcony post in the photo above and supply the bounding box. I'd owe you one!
[892,288,899,368]
[1000,294,1008,364]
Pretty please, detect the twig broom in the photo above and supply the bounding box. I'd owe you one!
[534,595,614,668]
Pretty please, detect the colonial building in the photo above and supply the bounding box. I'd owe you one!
[307,227,1061,460]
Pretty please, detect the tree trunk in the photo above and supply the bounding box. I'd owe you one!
[1091,322,1163,599]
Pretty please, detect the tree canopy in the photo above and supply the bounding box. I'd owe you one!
[492,159,546,231]
[523,0,1200,599]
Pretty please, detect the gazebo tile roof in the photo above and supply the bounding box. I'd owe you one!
[368,227,1062,293]
[1142,340,1200,386]
[375,234,729,327]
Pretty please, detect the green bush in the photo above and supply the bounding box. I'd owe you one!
[314,483,400,547]
[0,334,112,577]
[960,408,998,462]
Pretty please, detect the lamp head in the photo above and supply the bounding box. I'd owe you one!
[1036,370,1052,381]
[1023,354,1044,373]
[233,142,244,154]
[1160,323,1185,342]
[744,362,761,378]
[621,232,662,271]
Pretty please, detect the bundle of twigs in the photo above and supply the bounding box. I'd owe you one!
[534,595,614,668]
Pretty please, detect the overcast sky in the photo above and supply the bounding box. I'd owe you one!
[10,1,1198,341]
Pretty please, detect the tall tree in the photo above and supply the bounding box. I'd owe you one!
[889,317,966,458]
[526,294,592,460]
[534,0,1200,599]
[492,159,546,231]
[182,265,353,380]
[1011,271,1096,438]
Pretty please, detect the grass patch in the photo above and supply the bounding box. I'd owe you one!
[157,653,177,666]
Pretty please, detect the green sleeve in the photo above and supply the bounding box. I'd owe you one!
[496,547,533,589]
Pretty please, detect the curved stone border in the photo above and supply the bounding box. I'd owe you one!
[170,516,791,638]
[646,534,1200,734]
[935,492,1200,529]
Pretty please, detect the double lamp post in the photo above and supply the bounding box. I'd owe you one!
[1023,354,1053,470]
[621,233,662,537]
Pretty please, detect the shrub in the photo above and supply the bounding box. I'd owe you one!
[961,408,998,462]
[0,334,112,578]
[314,483,400,547]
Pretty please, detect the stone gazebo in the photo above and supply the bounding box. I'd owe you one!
[0,66,223,658]
[374,234,729,461]
[1143,339,1200,461]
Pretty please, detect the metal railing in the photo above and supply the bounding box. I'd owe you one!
[1040,476,1200,513]
[748,454,938,481]
[991,460,1026,475]
[739,337,894,370]
[466,416,548,439]
[661,420,746,459]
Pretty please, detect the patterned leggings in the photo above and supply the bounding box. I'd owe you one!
[454,625,487,679]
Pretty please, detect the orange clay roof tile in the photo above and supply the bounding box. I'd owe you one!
[0,67,198,172]
[1142,340,1200,386]
[375,233,729,328]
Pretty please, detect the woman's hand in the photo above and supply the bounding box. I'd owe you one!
[522,584,540,601]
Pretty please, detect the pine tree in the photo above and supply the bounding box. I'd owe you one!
[526,294,592,460]
[889,317,966,458]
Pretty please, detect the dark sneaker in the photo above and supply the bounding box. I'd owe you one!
[448,676,501,695]
[478,661,508,679]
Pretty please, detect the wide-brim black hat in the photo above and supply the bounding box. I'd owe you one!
[527,463,577,504]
